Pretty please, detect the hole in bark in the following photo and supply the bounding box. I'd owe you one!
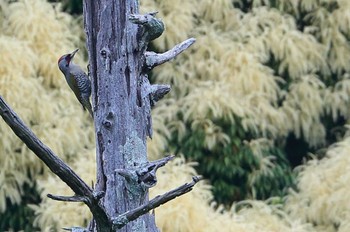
[103,120,112,128]
[107,112,114,119]
[100,50,107,59]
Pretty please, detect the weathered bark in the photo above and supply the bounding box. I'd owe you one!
[83,1,158,231]
[0,1,198,231]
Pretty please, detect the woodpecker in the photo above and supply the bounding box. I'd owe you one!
[58,49,93,117]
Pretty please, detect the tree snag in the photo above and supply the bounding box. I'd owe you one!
[83,0,197,230]
[0,0,198,231]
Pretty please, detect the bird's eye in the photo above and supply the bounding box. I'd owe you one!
[65,55,71,66]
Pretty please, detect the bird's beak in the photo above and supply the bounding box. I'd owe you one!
[70,48,79,58]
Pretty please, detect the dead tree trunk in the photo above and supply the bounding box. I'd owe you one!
[0,0,197,231]
[83,1,196,231]
[83,1,159,231]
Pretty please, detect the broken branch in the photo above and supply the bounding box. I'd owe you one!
[0,96,110,229]
[112,176,201,230]
[145,38,196,70]
[0,96,92,196]
[47,194,87,203]
[129,12,164,43]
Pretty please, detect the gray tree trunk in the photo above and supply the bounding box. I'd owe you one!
[0,0,198,231]
[83,1,158,231]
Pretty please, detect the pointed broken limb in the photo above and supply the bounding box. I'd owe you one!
[0,96,110,231]
[149,84,171,106]
[129,12,164,43]
[47,191,104,203]
[141,75,171,107]
[47,194,87,203]
[145,38,196,70]
[116,155,175,189]
[137,155,175,188]
[112,176,201,230]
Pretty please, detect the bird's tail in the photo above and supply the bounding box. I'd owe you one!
[86,102,94,118]
[81,97,93,118]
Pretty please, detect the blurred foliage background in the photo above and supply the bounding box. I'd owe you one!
[2,0,350,231]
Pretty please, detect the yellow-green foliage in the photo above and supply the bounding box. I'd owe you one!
[30,151,95,230]
[144,0,350,155]
[146,0,334,149]
[286,134,350,232]
[286,135,350,232]
[3,0,350,231]
[0,0,94,213]
[151,156,313,232]
[145,0,337,207]
[145,0,350,231]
